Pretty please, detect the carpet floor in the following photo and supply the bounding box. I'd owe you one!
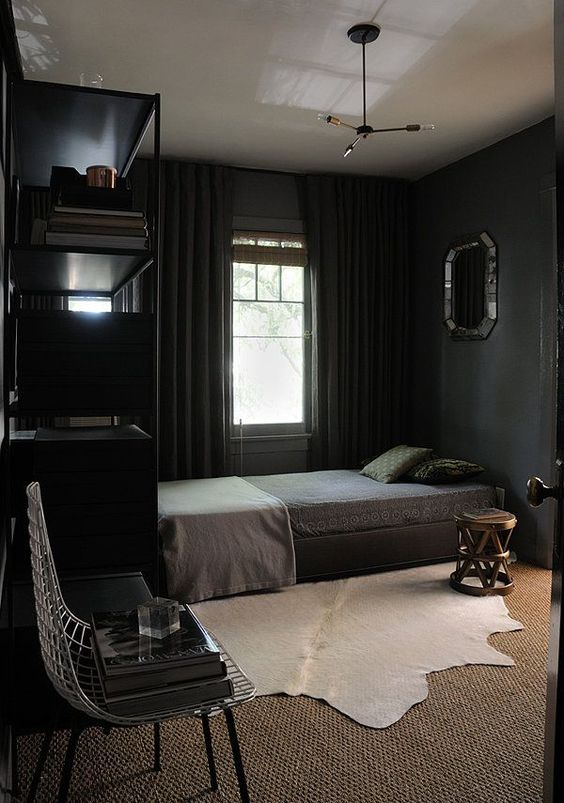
[17,562,550,803]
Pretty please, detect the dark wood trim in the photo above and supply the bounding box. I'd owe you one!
[0,722,10,803]
[547,2,564,798]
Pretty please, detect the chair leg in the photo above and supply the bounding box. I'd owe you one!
[224,708,250,803]
[27,712,57,803]
[201,714,218,791]
[57,720,81,803]
[11,725,20,801]
[153,722,161,772]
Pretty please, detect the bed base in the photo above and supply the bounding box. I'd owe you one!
[294,520,458,582]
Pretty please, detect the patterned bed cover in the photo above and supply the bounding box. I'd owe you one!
[245,470,495,539]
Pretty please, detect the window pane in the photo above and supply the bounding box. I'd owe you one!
[281,266,304,301]
[280,239,304,249]
[68,297,112,313]
[233,337,304,424]
[233,301,303,337]
[233,262,256,300]
[257,265,280,300]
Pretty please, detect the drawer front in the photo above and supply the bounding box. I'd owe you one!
[50,532,155,571]
[44,502,157,537]
[17,378,153,412]
[18,343,153,378]
[38,470,155,506]
[34,438,154,473]
[17,312,153,345]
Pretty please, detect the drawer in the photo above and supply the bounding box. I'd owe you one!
[50,532,155,572]
[34,431,153,473]
[44,505,157,538]
[17,311,153,345]
[18,343,152,378]
[17,377,153,412]
[38,470,155,506]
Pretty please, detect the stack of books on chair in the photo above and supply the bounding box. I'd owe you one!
[91,605,233,716]
[45,205,149,250]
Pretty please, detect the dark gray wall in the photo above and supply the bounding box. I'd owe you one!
[231,168,310,476]
[411,118,556,567]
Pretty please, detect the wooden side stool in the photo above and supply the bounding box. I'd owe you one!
[450,508,517,596]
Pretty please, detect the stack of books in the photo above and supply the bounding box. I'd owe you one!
[462,508,510,521]
[45,205,149,250]
[91,605,233,716]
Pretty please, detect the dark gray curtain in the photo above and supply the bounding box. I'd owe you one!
[160,162,232,480]
[129,160,232,480]
[306,175,409,469]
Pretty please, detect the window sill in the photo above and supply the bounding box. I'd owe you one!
[230,432,312,443]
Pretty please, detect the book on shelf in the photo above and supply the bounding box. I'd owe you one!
[103,675,234,716]
[52,205,145,218]
[48,215,147,231]
[461,508,510,521]
[96,656,228,697]
[57,186,134,210]
[45,232,148,249]
[49,224,147,237]
[90,605,222,678]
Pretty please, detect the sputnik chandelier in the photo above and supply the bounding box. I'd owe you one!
[321,23,435,158]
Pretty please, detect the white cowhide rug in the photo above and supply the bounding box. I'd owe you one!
[192,562,523,728]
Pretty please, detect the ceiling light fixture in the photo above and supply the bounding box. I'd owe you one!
[321,23,435,158]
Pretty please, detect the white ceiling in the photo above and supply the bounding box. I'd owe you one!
[12,0,554,179]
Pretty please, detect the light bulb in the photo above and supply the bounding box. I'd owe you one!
[343,136,360,157]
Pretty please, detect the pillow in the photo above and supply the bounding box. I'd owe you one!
[403,458,484,484]
[360,445,434,483]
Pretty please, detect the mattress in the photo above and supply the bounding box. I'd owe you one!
[245,470,495,539]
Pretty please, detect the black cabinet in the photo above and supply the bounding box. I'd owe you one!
[33,426,157,575]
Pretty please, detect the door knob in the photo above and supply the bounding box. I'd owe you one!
[527,476,560,507]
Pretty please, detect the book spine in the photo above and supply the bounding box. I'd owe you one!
[45,233,148,248]
[103,659,228,696]
[48,225,148,237]
[53,206,145,218]
[48,215,147,229]
[105,678,234,716]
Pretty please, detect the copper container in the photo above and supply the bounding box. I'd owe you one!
[86,165,117,188]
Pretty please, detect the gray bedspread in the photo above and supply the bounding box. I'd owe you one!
[158,477,295,603]
[245,470,495,538]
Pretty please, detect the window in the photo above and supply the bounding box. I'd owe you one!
[68,297,112,313]
[232,231,309,430]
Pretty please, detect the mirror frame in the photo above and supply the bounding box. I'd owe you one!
[443,230,497,340]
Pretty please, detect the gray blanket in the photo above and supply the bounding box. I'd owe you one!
[246,470,495,538]
[158,477,295,603]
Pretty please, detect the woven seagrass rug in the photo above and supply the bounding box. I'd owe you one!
[193,561,523,728]
[17,562,548,802]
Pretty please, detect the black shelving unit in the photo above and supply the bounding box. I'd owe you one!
[3,78,161,583]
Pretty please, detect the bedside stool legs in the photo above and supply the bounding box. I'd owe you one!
[450,510,517,596]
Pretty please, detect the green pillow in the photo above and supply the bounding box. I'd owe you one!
[404,458,484,484]
[360,445,434,483]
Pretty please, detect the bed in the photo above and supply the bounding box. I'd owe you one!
[158,470,495,603]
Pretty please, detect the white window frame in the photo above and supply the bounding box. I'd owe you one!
[231,231,311,437]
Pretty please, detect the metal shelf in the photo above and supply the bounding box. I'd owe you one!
[11,245,154,295]
[12,80,156,186]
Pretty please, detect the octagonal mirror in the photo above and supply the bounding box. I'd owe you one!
[443,231,497,340]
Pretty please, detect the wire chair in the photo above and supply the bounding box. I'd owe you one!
[26,481,256,802]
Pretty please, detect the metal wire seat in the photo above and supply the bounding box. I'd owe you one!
[26,481,256,801]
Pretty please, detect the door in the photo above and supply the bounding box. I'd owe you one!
[537,3,564,799]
